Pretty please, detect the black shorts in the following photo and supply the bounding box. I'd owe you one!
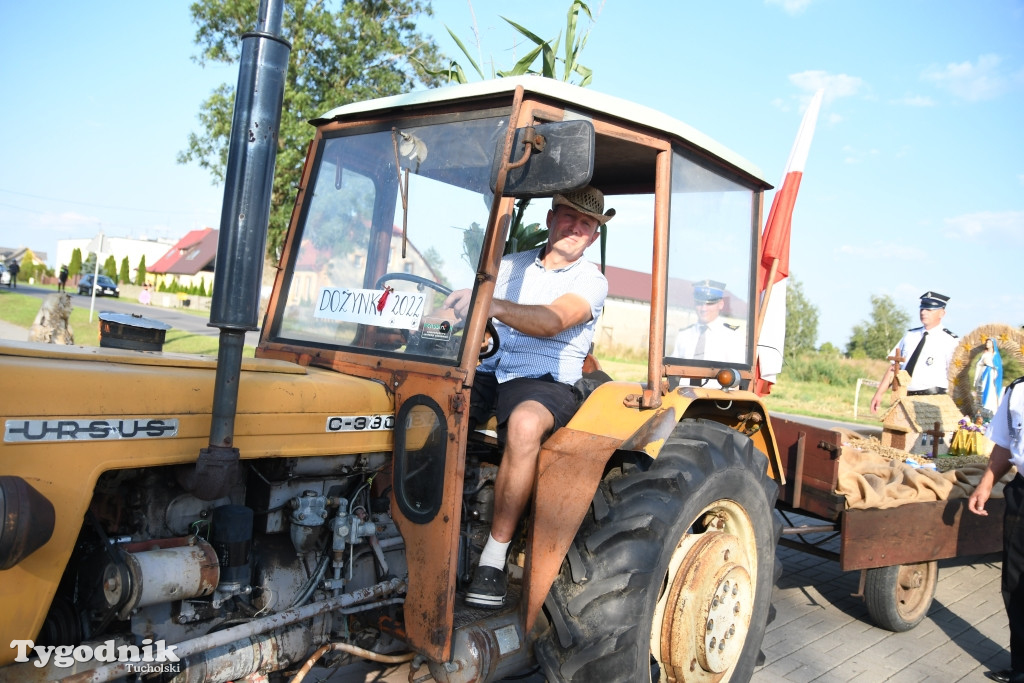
[470,372,578,434]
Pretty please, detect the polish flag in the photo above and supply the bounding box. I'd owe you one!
[754,89,824,395]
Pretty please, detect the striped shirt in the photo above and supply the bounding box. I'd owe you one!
[478,247,607,385]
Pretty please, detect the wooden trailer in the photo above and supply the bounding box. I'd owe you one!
[770,415,1005,632]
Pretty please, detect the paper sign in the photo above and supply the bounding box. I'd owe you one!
[314,287,426,331]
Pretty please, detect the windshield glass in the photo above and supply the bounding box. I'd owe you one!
[665,149,756,369]
[271,114,509,364]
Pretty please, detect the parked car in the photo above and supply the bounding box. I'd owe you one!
[0,264,8,285]
[78,274,120,297]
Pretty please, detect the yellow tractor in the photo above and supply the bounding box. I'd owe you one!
[0,3,787,681]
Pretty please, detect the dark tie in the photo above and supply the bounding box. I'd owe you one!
[694,325,707,359]
[904,331,928,376]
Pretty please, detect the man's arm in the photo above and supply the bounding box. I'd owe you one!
[490,293,593,337]
[968,444,1014,516]
[442,289,594,338]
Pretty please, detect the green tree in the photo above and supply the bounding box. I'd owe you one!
[83,252,97,277]
[119,256,130,284]
[18,249,41,283]
[135,255,147,285]
[68,248,82,278]
[103,255,118,280]
[818,341,841,356]
[179,0,445,261]
[846,294,910,359]
[784,275,818,358]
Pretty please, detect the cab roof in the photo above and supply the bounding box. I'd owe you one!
[314,76,769,190]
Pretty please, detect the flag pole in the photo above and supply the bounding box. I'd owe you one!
[755,257,780,342]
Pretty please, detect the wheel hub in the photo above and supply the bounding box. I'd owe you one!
[659,532,754,679]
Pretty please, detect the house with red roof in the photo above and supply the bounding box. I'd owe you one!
[148,228,219,294]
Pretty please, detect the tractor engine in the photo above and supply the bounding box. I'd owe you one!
[29,450,499,680]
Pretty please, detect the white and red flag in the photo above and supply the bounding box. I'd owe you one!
[754,89,824,395]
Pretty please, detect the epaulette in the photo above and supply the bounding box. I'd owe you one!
[943,328,958,338]
[724,323,739,331]
[1009,376,1024,391]
[908,325,924,332]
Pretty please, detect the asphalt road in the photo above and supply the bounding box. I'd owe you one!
[7,283,261,346]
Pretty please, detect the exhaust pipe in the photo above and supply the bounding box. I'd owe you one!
[181,0,291,500]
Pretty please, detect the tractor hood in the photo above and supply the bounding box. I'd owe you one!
[0,340,394,464]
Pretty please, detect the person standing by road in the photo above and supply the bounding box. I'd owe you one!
[969,377,1024,683]
[58,265,69,292]
[443,185,613,609]
[6,259,19,288]
[870,291,958,413]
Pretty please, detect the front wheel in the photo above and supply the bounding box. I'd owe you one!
[537,419,779,682]
[864,561,938,632]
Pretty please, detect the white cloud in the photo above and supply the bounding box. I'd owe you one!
[765,0,815,15]
[838,242,928,261]
[922,54,1013,102]
[840,145,879,165]
[895,95,935,107]
[788,70,866,108]
[943,210,1024,243]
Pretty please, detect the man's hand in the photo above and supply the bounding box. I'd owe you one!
[968,480,992,516]
[969,445,1013,516]
[443,289,472,320]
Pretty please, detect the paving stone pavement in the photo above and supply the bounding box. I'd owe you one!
[752,512,1010,683]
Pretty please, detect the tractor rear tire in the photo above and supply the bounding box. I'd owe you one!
[864,561,938,632]
[536,419,780,682]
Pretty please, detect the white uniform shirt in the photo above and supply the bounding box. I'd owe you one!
[672,319,745,363]
[986,378,1024,471]
[891,325,958,391]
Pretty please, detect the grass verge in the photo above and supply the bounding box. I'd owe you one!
[0,290,253,356]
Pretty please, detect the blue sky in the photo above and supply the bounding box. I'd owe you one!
[1,1,1022,348]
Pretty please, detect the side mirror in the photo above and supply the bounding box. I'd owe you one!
[490,120,595,198]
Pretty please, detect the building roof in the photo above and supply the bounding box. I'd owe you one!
[149,229,218,276]
[603,264,749,318]
[1,247,48,265]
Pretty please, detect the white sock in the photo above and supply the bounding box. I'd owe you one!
[479,534,510,570]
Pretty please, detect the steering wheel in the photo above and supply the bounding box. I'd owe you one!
[373,272,500,359]
[375,272,452,297]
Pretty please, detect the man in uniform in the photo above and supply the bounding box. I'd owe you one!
[672,279,744,363]
[969,377,1024,683]
[870,291,958,414]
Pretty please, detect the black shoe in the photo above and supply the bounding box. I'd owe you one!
[984,670,1012,683]
[465,565,507,609]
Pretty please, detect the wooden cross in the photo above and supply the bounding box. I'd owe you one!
[887,348,907,393]
[924,421,944,459]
